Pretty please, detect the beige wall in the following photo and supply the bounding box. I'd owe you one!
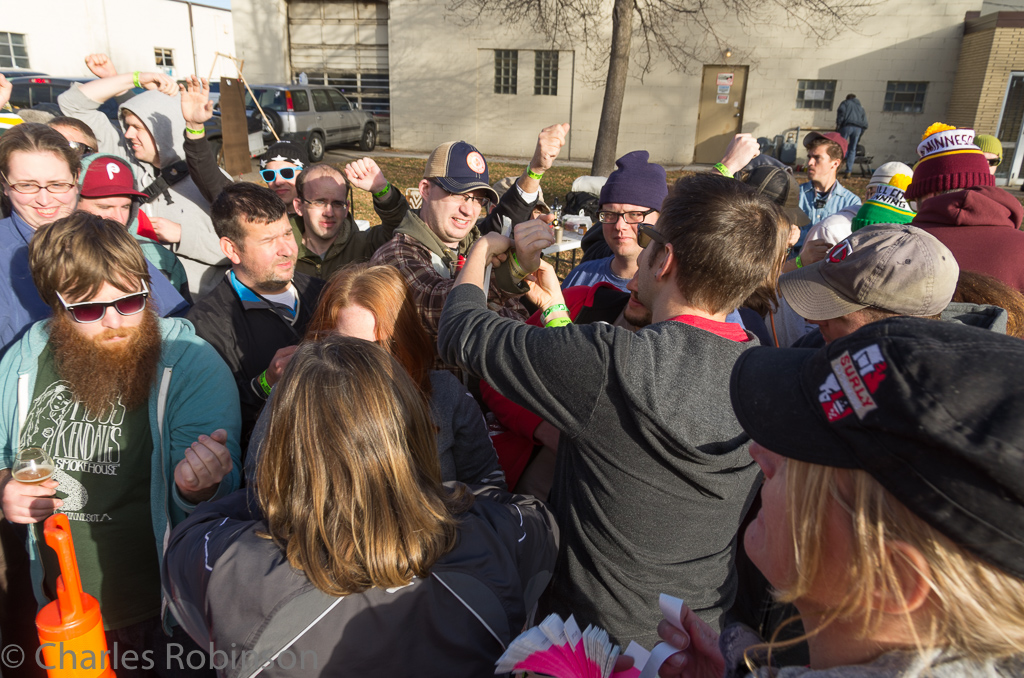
[229,0,984,166]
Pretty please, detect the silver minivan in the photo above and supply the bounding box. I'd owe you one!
[245,85,377,162]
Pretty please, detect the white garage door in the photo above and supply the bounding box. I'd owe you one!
[288,0,390,118]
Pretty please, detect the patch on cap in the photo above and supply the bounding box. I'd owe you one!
[466,151,486,175]
[819,345,888,422]
[105,161,123,181]
[826,240,853,264]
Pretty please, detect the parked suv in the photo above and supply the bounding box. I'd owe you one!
[244,85,376,162]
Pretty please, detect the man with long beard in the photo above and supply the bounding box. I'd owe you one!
[0,212,241,676]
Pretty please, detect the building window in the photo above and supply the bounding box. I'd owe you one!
[883,81,927,113]
[155,48,174,68]
[796,80,836,110]
[494,50,518,95]
[0,33,29,69]
[535,51,558,96]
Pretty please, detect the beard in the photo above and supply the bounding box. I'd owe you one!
[48,308,163,416]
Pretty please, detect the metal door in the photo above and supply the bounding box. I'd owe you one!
[693,65,748,164]
[310,88,338,142]
[327,89,360,142]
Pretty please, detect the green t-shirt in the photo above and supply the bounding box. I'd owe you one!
[27,346,161,630]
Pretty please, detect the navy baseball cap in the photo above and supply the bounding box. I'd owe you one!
[730,316,1024,581]
[423,140,498,203]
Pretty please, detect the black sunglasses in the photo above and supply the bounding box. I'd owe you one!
[56,281,149,324]
[988,157,1001,167]
[68,140,96,157]
[637,223,667,249]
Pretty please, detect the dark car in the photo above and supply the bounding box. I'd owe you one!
[8,76,121,121]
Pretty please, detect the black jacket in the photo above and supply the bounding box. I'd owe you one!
[163,485,558,678]
[186,272,325,451]
[836,97,868,130]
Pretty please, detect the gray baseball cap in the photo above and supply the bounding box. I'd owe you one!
[780,223,959,321]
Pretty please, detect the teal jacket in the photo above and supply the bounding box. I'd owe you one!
[0,317,242,609]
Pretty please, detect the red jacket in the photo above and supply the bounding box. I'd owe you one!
[912,186,1024,293]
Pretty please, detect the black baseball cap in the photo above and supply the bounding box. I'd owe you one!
[730,316,1024,581]
[737,165,810,228]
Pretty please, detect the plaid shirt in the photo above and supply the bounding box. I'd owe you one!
[371,233,528,347]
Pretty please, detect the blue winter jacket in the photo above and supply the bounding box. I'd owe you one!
[0,316,241,609]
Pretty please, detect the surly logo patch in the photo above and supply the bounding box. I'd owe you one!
[466,151,486,175]
[818,344,888,422]
[827,241,853,264]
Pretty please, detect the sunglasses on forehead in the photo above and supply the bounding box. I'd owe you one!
[260,167,298,183]
[56,281,149,324]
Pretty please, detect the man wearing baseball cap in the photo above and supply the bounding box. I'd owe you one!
[797,132,862,246]
[906,123,1024,294]
[779,223,1006,348]
[78,153,191,301]
[370,125,568,352]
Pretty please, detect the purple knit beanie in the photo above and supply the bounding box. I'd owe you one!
[599,151,668,211]
[904,123,994,202]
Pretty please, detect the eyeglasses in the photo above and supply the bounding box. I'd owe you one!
[988,157,1001,167]
[430,181,490,209]
[597,208,656,225]
[302,198,348,210]
[56,281,149,324]
[1,171,76,195]
[260,167,298,183]
[636,223,667,249]
[68,141,96,157]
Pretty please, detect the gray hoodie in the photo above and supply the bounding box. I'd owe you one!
[59,85,229,298]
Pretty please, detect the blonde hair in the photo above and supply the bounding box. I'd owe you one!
[256,336,471,597]
[753,460,1024,668]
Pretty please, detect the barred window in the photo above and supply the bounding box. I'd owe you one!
[883,82,927,113]
[155,48,174,67]
[534,51,558,96]
[796,80,836,110]
[494,50,518,95]
[0,33,29,69]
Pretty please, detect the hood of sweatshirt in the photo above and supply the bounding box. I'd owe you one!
[911,185,1023,231]
[119,90,186,171]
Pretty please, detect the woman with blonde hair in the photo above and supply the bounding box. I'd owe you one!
[245,263,505,487]
[653,317,1024,677]
[164,336,558,676]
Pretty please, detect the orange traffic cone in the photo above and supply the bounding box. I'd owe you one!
[35,513,116,677]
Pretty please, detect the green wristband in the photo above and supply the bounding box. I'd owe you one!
[373,181,391,198]
[545,317,572,328]
[542,303,569,320]
[258,371,272,396]
[132,71,142,88]
[795,255,804,269]
[185,126,204,135]
[713,162,733,178]
[527,168,544,181]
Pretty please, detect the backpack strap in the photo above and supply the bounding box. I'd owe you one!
[141,161,191,204]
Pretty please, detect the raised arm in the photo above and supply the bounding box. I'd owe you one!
[180,76,233,203]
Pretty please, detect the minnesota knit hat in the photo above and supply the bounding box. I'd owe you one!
[599,151,668,211]
[851,173,915,232]
[904,123,994,201]
[780,223,958,321]
[730,317,1024,581]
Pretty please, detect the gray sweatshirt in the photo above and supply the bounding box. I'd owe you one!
[438,284,761,647]
[59,84,229,298]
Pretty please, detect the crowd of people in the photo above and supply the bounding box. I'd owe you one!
[0,56,1022,678]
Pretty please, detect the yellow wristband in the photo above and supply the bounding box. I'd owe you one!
[795,255,804,269]
[132,71,142,88]
[527,168,544,181]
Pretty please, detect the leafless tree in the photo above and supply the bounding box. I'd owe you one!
[447,0,882,175]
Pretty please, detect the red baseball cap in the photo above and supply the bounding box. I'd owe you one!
[80,157,147,199]
[803,131,849,157]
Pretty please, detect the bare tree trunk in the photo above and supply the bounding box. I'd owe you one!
[591,0,632,176]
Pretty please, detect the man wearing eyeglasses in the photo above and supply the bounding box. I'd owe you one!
[371,130,568,352]
[439,172,788,646]
[0,211,240,672]
[561,151,667,293]
[289,161,399,280]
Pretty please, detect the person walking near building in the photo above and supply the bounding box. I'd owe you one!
[836,93,868,176]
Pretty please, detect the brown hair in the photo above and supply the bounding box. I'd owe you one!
[0,122,81,179]
[806,137,844,162]
[256,336,471,597]
[210,182,287,245]
[656,173,790,315]
[29,211,151,310]
[951,270,1024,339]
[305,264,434,396]
[47,117,99,148]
